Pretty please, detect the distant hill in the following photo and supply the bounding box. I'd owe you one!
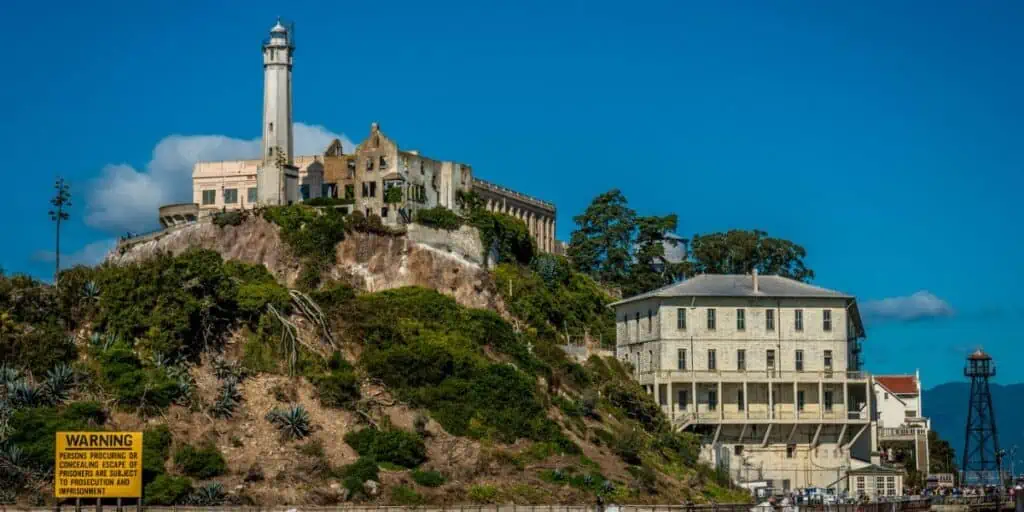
[923,382,1024,472]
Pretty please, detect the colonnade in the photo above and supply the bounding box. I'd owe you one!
[483,198,556,254]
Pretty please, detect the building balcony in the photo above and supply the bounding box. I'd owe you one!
[668,408,870,426]
[638,369,870,384]
[878,427,928,442]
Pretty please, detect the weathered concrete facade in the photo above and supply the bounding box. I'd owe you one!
[612,273,877,493]
[473,178,557,254]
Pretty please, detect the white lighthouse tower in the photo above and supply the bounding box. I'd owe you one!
[256,18,298,205]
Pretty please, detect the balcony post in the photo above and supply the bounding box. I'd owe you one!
[819,381,824,420]
[793,381,799,420]
[718,380,724,420]
[743,381,749,420]
[692,381,697,418]
[842,382,848,420]
[768,382,774,420]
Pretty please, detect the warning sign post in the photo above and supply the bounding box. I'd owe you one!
[55,432,143,498]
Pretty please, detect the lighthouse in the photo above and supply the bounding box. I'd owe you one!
[256,18,298,205]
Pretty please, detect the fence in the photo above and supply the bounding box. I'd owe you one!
[8,498,1011,512]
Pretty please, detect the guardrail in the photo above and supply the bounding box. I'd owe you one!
[639,369,871,382]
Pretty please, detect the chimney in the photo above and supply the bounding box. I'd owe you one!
[752,268,759,293]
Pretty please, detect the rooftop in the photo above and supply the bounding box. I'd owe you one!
[875,375,919,395]
[609,273,852,307]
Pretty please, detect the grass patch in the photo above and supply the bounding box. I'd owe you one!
[411,469,445,487]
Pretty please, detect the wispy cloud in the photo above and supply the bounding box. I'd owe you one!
[33,239,117,268]
[861,291,954,322]
[85,124,355,234]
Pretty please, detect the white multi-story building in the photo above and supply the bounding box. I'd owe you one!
[874,373,930,473]
[611,271,878,492]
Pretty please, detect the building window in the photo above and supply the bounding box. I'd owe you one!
[707,308,716,330]
[678,390,688,408]
[736,308,745,330]
[876,477,885,492]
[766,308,775,330]
[737,349,746,371]
[677,308,686,330]
[708,389,718,411]
[622,314,629,341]
[300,184,310,200]
[824,350,833,370]
[635,312,640,336]
[824,390,834,411]
[707,349,717,371]
[766,349,776,370]
[738,389,745,411]
[322,183,335,198]
[379,156,388,169]
[366,158,373,171]
[734,445,744,456]
[786,445,795,458]
[361,183,368,197]
[344,184,355,200]
[795,309,804,331]
[797,390,805,411]
[247,187,258,203]
[795,350,804,372]
[647,309,653,333]
[381,207,388,219]
[202,190,216,205]
[223,188,238,204]
[648,350,653,371]
[823,309,832,331]
[369,182,377,197]
[268,122,274,133]
[857,477,865,493]
[905,410,918,418]
[677,349,686,370]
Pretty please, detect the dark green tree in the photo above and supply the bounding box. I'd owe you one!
[928,430,957,474]
[567,189,636,286]
[689,229,814,281]
[627,214,690,297]
[48,178,72,285]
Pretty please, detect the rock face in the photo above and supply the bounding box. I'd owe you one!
[109,218,499,310]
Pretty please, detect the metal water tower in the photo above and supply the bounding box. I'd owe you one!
[962,348,1001,486]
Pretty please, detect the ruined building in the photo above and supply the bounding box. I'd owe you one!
[164,19,557,253]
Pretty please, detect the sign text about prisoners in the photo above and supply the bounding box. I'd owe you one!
[55,431,143,498]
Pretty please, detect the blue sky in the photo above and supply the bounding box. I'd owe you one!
[3,0,1022,384]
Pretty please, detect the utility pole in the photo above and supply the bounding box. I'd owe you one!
[48,178,72,286]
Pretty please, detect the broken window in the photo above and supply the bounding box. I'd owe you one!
[786,445,795,458]
[379,156,388,169]
[361,183,368,197]
[381,207,388,219]
[366,158,373,171]
[369,182,377,197]
[344,184,355,200]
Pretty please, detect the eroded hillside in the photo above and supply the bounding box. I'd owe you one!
[0,206,747,506]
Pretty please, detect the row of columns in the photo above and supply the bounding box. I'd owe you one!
[483,197,556,253]
[652,379,869,422]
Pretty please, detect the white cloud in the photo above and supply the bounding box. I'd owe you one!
[861,291,954,322]
[85,124,355,233]
[33,239,117,267]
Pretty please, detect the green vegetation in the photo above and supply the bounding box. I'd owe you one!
[6,401,105,470]
[212,210,245,227]
[411,469,445,487]
[340,456,379,498]
[384,186,403,204]
[390,485,424,505]
[143,475,193,506]
[94,344,181,410]
[414,206,462,231]
[309,352,360,408]
[173,442,227,479]
[305,196,355,207]
[142,424,173,484]
[344,427,426,468]
[266,405,313,440]
[468,210,534,266]
[346,211,401,236]
[468,484,500,503]
[262,204,347,290]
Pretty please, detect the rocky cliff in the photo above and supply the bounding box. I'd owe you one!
[109,219,499,310]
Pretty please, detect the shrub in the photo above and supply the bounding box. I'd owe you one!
[0,322,77,377]
[210,379,242,418]
[43,363,76,403]
[187,482,226,506]
[411,469,445,487]
[414,207,462,231]
[173,443,227,479]
[143,474,192,505]
[612,426,647,465]
[142,424,173,483]
[96,345,180,410]
[468,484,500,504]
[212,210,244,227]
[340,456,379,497]
[346,211,399,236]
[344,428,426,468]
[266,405,313,440]
[305,197,355,207]
[262,205,346,258]
[391,485,423,505]
[311,368,360,408]
[469,210,534,266]
[603,381,666,432]
[7,402,106,470]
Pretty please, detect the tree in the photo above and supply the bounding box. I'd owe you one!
[48,178,72,286]
[567,189,636,286]
[627,214,690,297]
[928,430,957,474]
[689,229,813,282]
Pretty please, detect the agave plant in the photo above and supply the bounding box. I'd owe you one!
[7,380,47,407]
[265,405,312,440]
[80,281,100,301]
[43,364,75,403]
[173,373,195,406]
[212,356,245,382]
[88,332,117,352]
[0,400,12,443]
[187,482,225,506]
[210,379,242,418]
[0,364,21,390]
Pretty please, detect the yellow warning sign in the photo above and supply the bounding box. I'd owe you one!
[55,432,143,498]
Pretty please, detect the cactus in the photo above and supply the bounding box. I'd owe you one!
[0,364,21,390]
[81,280,100,301]
[265,405,312,440]
[212,356,245,382]
[8,380,47,407]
